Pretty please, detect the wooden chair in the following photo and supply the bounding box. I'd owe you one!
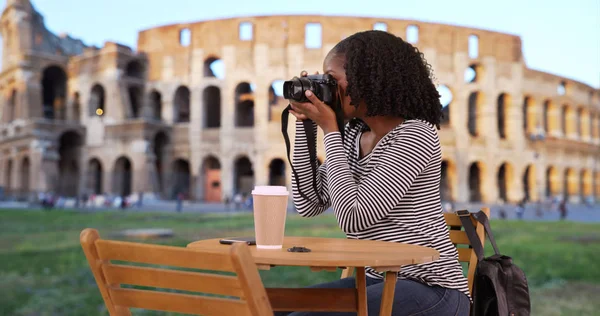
[340,208,489,296]
[80,228,273,316]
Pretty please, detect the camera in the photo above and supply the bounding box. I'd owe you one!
[282,74,338,105]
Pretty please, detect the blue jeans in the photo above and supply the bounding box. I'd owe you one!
[275,277,470,316]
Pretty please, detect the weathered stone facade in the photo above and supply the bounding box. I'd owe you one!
[0,0,598,204]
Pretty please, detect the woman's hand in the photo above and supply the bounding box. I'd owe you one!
[289,70,339,134]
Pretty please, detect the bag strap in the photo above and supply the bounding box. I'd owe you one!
[280,93,345,207]
[456,210,485,261]
[281,105,323,205]
[472,210,501,255]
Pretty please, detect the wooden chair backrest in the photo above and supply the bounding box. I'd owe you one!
[340,208,489,297]
[80,228,273,316]
[443,207,489,296]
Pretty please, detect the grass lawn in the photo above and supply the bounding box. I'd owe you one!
[0,209,598,316]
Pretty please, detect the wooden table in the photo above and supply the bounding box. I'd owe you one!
[187,236,439,316]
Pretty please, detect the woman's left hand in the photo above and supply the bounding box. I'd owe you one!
[290,90,339,134]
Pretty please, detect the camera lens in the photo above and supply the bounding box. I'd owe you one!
[283,77,313,101]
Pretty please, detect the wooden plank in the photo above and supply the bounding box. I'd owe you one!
[102,264,243,297]
[310,266,339,272]
[266,288,357,312]
[340,267,355,278]
[379,271,397,316]
[109,287,251,316]
[372,266,402,273]
[355,267,368,316]
[443,213,463,227]
[230,242,274,316]
[457,248,472,262]
[80,229,126,315]
[96,240,234,272]
[449,230,471,245]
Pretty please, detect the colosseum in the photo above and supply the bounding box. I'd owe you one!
[0,0,599,206]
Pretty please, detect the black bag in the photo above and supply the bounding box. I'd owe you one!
[457,210,531,316]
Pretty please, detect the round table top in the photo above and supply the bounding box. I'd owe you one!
[187,236,440,268]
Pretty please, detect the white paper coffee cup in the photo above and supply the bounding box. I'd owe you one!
[252,186,289,249]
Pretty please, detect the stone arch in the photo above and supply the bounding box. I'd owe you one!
[201,155,222,202]
[564,167,578,199]
[89,84,106,117]
[20,157,30,196]
[203,57,224,79]
[590,114,600,140]
[523,96,537,135]
[546,101,560,135]
[581,169,592,198]
[468,34,479,59]
[5,159,13,195]
[542,100,551,134]
[5,89,17,122]
[464,63,483,84]
[440,160,456,201]
[71,92,81,121]
[127,86,143,119]
[579,108,591,139]
[467,91,484,137]
[595,171,600,198]
[523,164,536,202]
[57,130,84,197]
[563,104,576,137]
[235,82,254,127]
[557,81,568,96]
[41,65,68,120]
[406,25,419,43]
[87,158,103,195]
[171,158,191,200]
[497,162,513,202]
[153,131,169,196]
[203,86,221,128]
[546,166,559,197]
[575,107,584,138]
[497,93,511,139]
[113,156,133,197]
[468,161,485,202]
[234,155,254,194]
[268,80,286,122]
[173,86,191,123]
[125,60,145,79]
[268,158,286,186]
[148,90,162,121]
[438,85,453,125]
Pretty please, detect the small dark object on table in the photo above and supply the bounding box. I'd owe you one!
[288,246,311,253]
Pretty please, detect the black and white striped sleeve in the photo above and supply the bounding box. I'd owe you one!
[291,120,331,217]
[323,125,435,234]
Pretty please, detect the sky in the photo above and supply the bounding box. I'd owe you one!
[0,0,598,88]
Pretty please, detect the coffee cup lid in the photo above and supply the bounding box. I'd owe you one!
[252,185,289,196]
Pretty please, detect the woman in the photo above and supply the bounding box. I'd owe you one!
[285,30,470,315]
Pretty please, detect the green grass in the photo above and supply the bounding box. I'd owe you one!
[0,209,598,316]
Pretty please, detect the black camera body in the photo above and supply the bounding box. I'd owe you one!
[282,74,338,105]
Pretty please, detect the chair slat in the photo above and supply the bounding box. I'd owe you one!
[449,230,471,245]
[109,287,251,316]
[444,213,478,227]
[102,264,244,298]
[96,240,234,272]
[457,248,471,262]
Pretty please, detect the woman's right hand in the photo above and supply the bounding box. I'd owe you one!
[289,70,318,121]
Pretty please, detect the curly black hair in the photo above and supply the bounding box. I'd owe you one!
[331,30,443,129]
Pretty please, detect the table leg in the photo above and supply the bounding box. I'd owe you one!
[355,267,368,316]
[379,271,397,316]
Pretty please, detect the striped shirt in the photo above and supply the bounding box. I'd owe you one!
[291,118,470,298]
